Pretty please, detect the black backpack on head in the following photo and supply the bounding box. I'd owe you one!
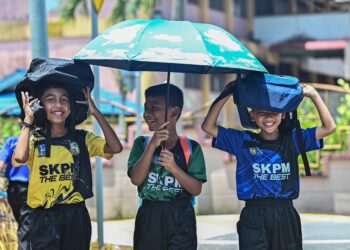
[15,58,95,157]
[231,72,311,176]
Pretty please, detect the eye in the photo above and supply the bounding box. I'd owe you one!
[46,98,55,103]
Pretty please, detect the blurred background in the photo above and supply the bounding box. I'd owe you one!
[0,0,349,233]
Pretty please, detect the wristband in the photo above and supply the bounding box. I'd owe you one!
[20,122,34,129]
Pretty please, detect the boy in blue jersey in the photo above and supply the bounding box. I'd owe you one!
[0,136,31,250]
[202,82,336,249]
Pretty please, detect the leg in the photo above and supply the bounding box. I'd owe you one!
[29,209,61,250]
[7,182,20,222]
[16,183,32,250]
[237,206,269,250]
[167,204,197,250]
[61,204,92,250]
[134,204,166,250]
[271,206,303,250]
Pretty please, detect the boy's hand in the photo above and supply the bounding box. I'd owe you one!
[158,149,177,172]
[214,80,235,104]
[76,87,99,116]
[149,122,169,148]
[21,91,38,124]
[301,83,318,98]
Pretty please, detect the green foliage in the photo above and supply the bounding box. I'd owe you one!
[61,0,156,23]
[0,117,21,146]
[61,0,88,21]
[298,82,350,174]
[336,79,350,127]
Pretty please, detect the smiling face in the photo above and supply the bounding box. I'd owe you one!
[143,95,179,131]
[41,87,71,126]
[250,109,285,139]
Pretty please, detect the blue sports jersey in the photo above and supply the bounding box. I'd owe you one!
[0,136,29,182]
[213,126,323,200]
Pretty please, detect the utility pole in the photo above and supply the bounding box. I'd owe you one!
[90,0,104,248]
[29,0,49,58]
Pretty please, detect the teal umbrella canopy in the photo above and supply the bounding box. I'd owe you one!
[74,19,267,74]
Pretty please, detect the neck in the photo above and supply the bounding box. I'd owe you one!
[48,124,68,137]
[164,127,178,149]
[259,130,279,140]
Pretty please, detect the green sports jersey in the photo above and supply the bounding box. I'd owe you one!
[128,136,207,201]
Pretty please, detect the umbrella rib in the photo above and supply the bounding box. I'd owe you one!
[191,23,214,74]
[128,20,154,64]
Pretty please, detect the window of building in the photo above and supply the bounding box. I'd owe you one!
[209,0,224,11]
[211,74,226,92]
[185,73,201,89]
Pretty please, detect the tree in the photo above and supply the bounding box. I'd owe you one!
[61,0,156,23]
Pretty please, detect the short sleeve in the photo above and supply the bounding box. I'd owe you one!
[127,137,144,177]
[86,132,113,159]
[187,142,207,183]
[212,126,244,155]
[12,136,34,169]
[292,127,324,155]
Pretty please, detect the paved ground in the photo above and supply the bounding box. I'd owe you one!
[92,214,350,249]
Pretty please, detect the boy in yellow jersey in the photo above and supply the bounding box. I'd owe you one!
[13,58,123,250]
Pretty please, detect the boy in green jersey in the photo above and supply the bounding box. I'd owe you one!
[128,83,207,250]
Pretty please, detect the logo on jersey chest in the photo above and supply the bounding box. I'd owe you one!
[37,144,46,157]
[249,147,263,156]
[252,162,291,180]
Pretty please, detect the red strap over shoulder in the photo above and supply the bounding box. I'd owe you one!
[179,135,192,167]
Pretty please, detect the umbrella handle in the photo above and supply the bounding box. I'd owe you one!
[162,70,171,149]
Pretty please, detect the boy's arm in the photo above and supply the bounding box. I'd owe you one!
[158,149,202,196]
[14,92,37,164]
[130,122,169,186]
[302,84,336,140]
[201,82,234,138]
[78,87,123,154]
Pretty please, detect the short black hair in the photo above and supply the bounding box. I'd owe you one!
[145,83,184,118]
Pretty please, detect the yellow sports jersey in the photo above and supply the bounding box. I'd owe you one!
[13,130,112,209]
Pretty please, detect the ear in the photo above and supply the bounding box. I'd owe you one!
[249,110,255,121]
[169,106,180,120]
[282,113,286,119]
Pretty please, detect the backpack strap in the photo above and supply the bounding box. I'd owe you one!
[292,110,311,176]
[178,135,192,167]
[143,134,153,147]
[144,134,192,168]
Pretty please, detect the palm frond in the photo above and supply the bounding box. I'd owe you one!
[110,0,128,24]
[61,0,86,21]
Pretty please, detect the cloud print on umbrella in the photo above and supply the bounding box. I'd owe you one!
[74,19,267,74]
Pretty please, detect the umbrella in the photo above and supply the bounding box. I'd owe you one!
[74,19,267,120]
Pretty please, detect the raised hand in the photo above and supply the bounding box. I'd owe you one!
[21,91,38,124]
[301,83,318,98]
[76,87,98,116]
[158,149,177,172]
[149,121,170,148]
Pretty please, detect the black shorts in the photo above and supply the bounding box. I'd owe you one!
[7,181,32,250]
[134,198,197,250]
[237,198,302,250]
[30,202,91,250]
